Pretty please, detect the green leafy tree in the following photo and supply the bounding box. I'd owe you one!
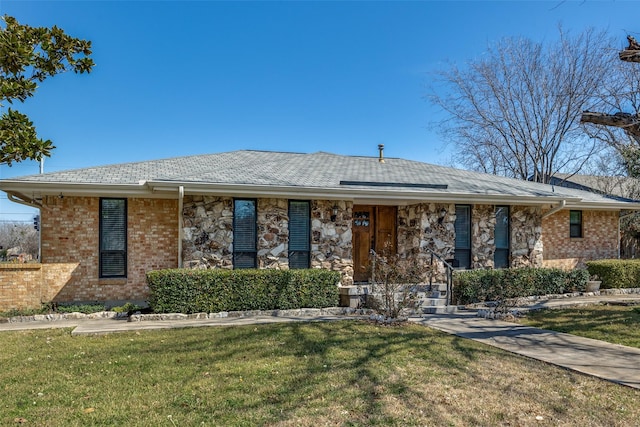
[0,15,93,165]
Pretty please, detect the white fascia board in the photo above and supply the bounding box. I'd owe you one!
[0,181,159,198]
[148,181,581,206]
[563,201,640,210]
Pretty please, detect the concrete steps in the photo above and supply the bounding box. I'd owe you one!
[339,283,462,315]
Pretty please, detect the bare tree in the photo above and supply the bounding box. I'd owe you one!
[581,36,640,178]
[429,27,615,183]
[0,222,38,260]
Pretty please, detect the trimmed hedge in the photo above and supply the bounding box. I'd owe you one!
[586,259,640,289]
[146,268,340,314]
[453,268,589,305]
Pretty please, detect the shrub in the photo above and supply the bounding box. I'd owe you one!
[146,268,340,314]
[453,267,589,305]
[55,303,106,314]
[586,259,640,289]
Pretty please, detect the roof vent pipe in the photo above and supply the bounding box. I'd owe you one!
[378,144,385,163]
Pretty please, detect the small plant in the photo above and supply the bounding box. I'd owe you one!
[367,250,425,320]
[111,302,143,315]
[55,303,106,314]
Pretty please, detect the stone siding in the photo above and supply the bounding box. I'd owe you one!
[181,197,354,284]
[257,198,289,269]
[311,200,353,285]
[471,205,496,269]
[542,209,619,269]
[397,203,455,281]
[511,206,543,267]
[182,196,233,269]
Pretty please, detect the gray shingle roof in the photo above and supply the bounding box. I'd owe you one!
[1,150,638,208]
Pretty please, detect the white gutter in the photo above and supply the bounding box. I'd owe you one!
[7,191,51,211]
[178,186,184,268]
[542,199,566,219]
[148,181,579,206]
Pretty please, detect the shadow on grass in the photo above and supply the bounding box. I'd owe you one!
[524,305,640,348]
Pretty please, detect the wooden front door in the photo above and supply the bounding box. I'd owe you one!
[352,205,397,282]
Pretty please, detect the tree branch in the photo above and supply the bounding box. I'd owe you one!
[580,111,640,138]
[619,36,640,63]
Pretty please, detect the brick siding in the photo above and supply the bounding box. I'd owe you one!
[33,196,178,305]
[542,209,619,269]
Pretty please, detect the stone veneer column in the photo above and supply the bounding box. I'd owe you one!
[310,200,353,285]
[397,203,455,282]
[182,195,233,269]
[471,204,496,269]
[257,198,289,269]
[511,206,543,267]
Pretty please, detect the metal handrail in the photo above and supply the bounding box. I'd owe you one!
[422,246,455,306]
[369,247,455,306]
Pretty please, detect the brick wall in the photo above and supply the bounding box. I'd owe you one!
[542,209,619,269]
[38,196,178,303]
[0,263,79,311]
[0,264,43,310]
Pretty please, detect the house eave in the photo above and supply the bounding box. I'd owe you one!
[0,181,165,198]
[2,180,635,210]
[147,181,580,206]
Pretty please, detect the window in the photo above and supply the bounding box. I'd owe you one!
[288,201,310,269]
[100,198,127,278]
[494,206,510,268]
[570,210,582,238]
[233,199,257,268]
[454,205,471,269]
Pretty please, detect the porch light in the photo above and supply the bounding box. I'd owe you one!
[331,205,339,222]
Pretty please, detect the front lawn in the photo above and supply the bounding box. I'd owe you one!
[1,321,638,426]
[520,304,640,349]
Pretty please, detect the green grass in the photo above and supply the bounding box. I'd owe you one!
[521,304,640,348]
[1,320,639,426]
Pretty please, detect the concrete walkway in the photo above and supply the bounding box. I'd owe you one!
[412,311,640,389]
[2,293,640,388]
[0,314,354,335]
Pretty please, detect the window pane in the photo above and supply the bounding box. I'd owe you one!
[100,198,127,278]
[454,206,470,249]
[455,249,470,270]
[495,206,509,250]
[234,200,256,252]
[289,201,310,269]
[234,252,256,269]
[454,205,471,269]
[101,252,126,277]
[101,199,126,251]
[494,248,509,269]
[289,201,309,251]
[233,199,256,268]
[570,210,582,237]
[289,251,309,269]
[570,210,582,224]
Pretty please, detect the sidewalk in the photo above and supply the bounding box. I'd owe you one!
[412,312,640,389]
[2,293,640,389]
[0,314,355,335]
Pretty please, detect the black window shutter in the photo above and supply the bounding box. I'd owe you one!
[100,198,127,278]
[288,201,310,269]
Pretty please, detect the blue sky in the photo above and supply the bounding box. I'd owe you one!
[0,0,638,221]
